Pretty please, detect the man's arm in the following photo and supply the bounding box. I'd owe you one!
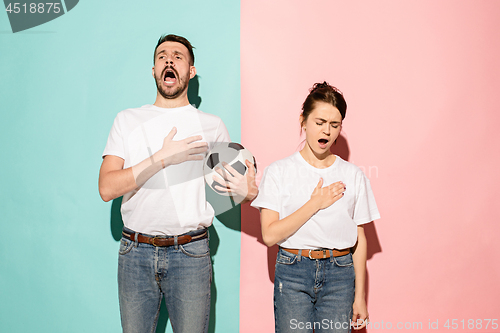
[99,155,135,202]
[99,127,208,202]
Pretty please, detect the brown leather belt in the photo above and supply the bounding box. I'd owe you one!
[282,248,350,259]
[122,229,208,247]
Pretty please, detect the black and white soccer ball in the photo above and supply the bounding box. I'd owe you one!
[203,142,256,196]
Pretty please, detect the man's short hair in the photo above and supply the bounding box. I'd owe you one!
[154,34,195,65]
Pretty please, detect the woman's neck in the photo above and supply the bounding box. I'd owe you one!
[299,146,336,169]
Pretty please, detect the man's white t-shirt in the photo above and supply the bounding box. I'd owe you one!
[103,104,230,235]
[251,152,380,250]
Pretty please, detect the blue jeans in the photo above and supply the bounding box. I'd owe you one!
[274,248,355,333]
[118,227,211,333]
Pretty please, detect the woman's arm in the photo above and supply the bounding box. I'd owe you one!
[351,224,369,330]
[260,178,345,247]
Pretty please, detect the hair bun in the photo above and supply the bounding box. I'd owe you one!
[313,81,330,90]
[311,81,343,96]
[302,81,347,121]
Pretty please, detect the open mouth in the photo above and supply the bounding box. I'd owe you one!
[318,138,329,148]
[163,69,177,84]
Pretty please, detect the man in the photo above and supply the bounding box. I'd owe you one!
[99,34,256,333]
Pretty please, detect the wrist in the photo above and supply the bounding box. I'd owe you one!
[307,198,321,213]
[247,187,258,202]
[154,151,169,168]
[354,292,366,302]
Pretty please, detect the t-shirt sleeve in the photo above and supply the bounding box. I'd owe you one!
[215,119,231,143]
[353,170,381,225]
[250,165,281,213]
[102,114,125,159]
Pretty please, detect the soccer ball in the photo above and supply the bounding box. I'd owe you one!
[203,142,256,196]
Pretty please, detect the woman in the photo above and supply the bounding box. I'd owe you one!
[251,82,380,333]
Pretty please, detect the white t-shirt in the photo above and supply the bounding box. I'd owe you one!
[103,104,230,235]
[251,152,380,249]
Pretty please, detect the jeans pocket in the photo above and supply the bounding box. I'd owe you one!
[180,239,210,258]
[333,253,354,267]
[276,250,297,265]
[119,238,134,255]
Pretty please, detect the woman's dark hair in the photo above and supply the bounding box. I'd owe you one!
[154,34,195,65]
[301,82,347,126]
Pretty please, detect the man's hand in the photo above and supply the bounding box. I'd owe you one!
[158,127,208,166]
[212,159,258,202]
[132,127,208,193]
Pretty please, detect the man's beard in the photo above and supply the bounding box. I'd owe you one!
[155,67,189,100]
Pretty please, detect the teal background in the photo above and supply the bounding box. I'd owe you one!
[0,1,241,332]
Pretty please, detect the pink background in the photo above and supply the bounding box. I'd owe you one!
[240,1,500,332]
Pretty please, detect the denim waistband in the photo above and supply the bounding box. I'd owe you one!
[122,226,208,239]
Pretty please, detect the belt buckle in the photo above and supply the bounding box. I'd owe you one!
[308,249,327,259]
[151,236,161,247]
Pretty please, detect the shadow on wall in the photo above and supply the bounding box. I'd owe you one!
[241,134,382,314]
[188,75,202,109]
[110,196,123,241]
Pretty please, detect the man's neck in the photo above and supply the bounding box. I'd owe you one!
[153,94,190,109]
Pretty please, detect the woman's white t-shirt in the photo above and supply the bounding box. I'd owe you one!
[251,152,380,250]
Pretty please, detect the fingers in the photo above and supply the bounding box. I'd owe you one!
[221,162,240,178]
[212,174,232,188]
[317,179,345,193]
[352,318,367,330]
[183,145,208,161]
[212,175,234,193]
[184,134,205,144]
[174,146,207,162]
[310,178,323,197]
[189,146,208,155]
[213,184,234,192]
[332,192,344,202]
[188,141,209,149]
[165,127,177,141]
[333,182,346,195]
[186,154,205,161]
[214,164,235,180]
[245,159,256,176]
[326,180,345,190]
[326,181,345,195]
[352,314,358,329]
[351,311,368,330]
